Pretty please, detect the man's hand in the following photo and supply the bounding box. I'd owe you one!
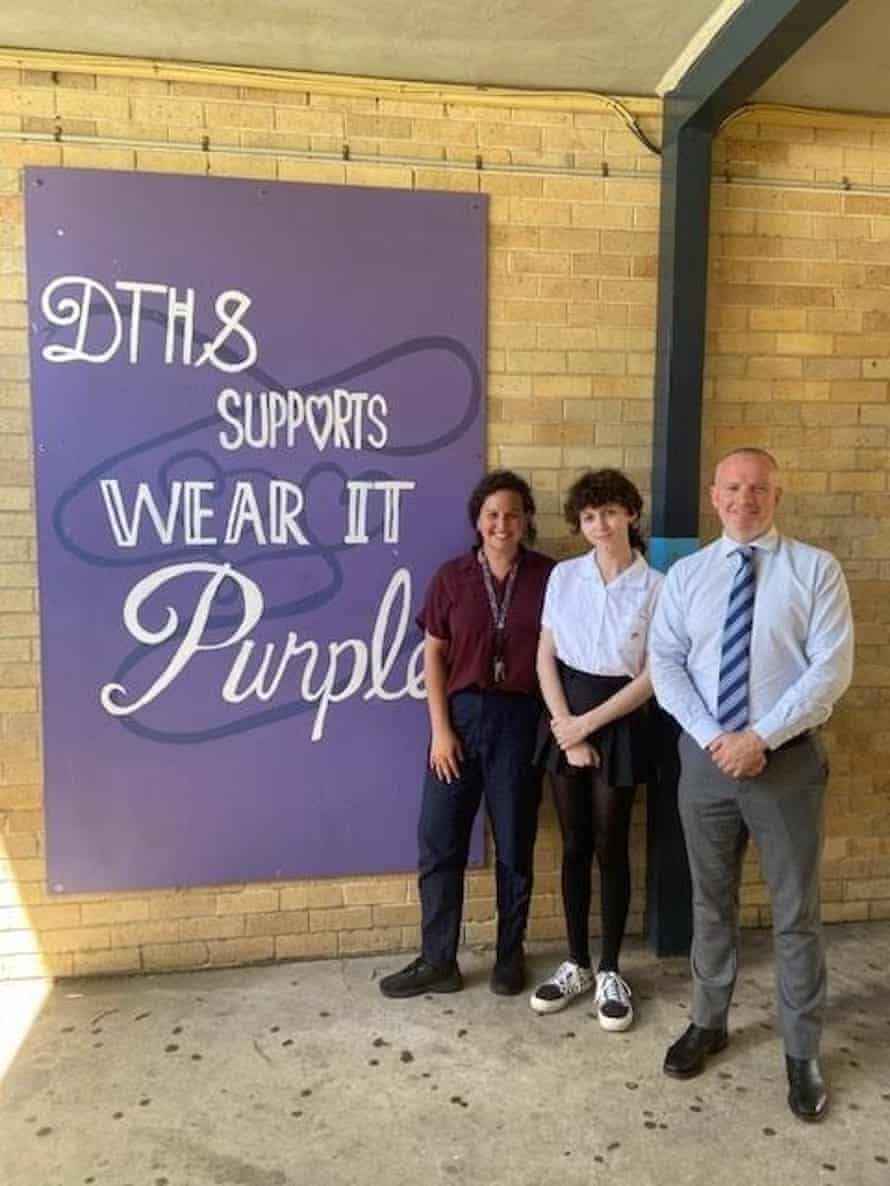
[708,730,767,779]
[551,713,591,752]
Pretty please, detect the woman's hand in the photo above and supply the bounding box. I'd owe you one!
[551,713,593,752]
[429,727,464,784]
[565,742,599,769]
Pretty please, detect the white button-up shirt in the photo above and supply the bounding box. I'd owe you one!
[648,528,854,750]
[542,552,663,677]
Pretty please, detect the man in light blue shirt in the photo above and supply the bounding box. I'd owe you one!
[649,447,854,1122]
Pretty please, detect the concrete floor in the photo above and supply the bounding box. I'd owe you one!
[2,923,890,1186]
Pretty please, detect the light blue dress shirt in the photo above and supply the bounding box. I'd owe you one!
[648,528,854,751]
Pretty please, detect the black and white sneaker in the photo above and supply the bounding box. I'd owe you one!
[595,970,633,1031]
[529,960,595,1014]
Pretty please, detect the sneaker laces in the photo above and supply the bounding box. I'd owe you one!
[540,960,592,996]
[597,971,631,1007]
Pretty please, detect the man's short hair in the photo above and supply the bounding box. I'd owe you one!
[713,447,779,480]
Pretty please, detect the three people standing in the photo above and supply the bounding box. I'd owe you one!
[383,450,854,1125]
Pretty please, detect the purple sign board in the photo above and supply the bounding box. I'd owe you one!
[24,167,486,893]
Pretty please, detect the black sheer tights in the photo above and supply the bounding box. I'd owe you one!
[551,770,635,971]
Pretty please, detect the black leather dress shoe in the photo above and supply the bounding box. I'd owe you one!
[490,949,526,996]
[786,1056,828,1122]
[663,1023,729,1078]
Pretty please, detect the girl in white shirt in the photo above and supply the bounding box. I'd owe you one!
[531,469,662,1029]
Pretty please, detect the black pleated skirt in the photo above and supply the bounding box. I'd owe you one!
[534,661,650,787]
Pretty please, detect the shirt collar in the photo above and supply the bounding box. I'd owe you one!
[458,544,526,575]
[718,527,779,557]
[580,550,648,588]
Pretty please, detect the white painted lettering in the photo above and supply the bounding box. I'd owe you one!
[99,479,182,548]
[194,290,257,373]
[41,275,123,364]
[223,482,266,546]
[100,563,262,716]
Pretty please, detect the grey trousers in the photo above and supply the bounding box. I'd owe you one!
[677,731,828,1059]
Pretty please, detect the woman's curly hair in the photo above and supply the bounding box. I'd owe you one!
[563,468,645,553]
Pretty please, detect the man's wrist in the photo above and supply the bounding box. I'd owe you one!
[746,729,767,751]
[694,724,723,750]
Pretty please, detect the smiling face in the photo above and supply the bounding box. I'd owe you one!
[476,489,527,560]
[710,451,782,543]
[578,502,637,553]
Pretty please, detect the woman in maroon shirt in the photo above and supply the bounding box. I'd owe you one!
[380,470,553,998]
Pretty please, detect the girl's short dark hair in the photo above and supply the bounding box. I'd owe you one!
[467,469,537,544]
[563,468,645,553]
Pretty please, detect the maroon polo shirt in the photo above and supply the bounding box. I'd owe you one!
[417,547,554,697]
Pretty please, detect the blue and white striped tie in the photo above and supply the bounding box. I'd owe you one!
[716,546,756,732]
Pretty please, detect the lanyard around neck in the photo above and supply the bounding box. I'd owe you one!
[479,549,518,626]
[479,550,519,681]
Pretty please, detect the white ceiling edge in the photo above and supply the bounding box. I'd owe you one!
[656,0,747,95]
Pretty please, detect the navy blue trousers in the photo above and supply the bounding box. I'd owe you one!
[418,690,543,966]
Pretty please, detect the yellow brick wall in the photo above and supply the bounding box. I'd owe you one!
[0,58,888,978]
[708,110,890,925]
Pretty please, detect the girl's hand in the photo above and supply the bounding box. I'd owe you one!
[429,728,463,784]
[565,742,599,769]
[551,714,591,752]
